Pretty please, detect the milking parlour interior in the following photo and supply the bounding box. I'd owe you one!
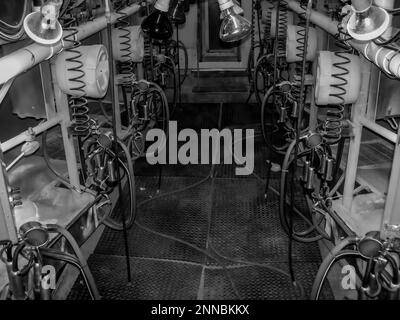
[1,0,400,308]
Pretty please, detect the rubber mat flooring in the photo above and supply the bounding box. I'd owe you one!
[68,103,331,300]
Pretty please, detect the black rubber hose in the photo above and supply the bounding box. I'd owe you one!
[42,130,83,193]
[260,85,276,145]
[101,139,137,230]
[45,224,100,300]
[254,54,272,106]
[12,242,34,276]
[40,247,100,300]
[310,237,359,300]
[377,252,400,296]
[177,40,189,85]
[279,140,329,242]
[0,240,12,262]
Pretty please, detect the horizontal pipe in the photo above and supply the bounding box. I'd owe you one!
[1,115,63,153]
[0,3,142,86]
[286,0,400,78]
[360,117,398,143]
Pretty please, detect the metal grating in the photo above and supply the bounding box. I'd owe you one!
[221,103,260,128]
[96,176,212,263]
[203,263,332,300]
[67,102,331,300]
[68,255,203,300]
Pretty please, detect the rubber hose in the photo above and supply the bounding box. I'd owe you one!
[45,224,100,300]
[311,237,359,299]
[40,247,100,300]
[260,85,275,145]
[279,139,328,242]
[102,139,136,230]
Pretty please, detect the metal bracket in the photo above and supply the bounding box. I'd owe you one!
[384,223,400,239]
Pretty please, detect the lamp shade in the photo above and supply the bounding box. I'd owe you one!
[183,0,190,12]
[23,1,63,46]
[347,4,390,41]
[169,0,186,25]
[218,0,251,42]
[141,0,173,40]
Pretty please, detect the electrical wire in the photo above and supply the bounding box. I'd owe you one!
[310,236,358,300]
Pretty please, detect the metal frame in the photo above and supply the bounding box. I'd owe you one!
[0,2,144,242]
[286,0,400,237]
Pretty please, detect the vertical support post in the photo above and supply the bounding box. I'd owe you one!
[382,129,400,234]
[0,149,17,243]
[342,58,372,212]
[40,61,57,119]
[309,87,318,131]
[102,29,123,136]
[50,61,81,191]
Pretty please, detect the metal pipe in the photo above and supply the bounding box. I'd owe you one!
[0,3,142,86]
[1,115,63,153]
[286,0,400,78]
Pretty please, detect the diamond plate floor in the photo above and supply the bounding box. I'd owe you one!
[68,103,330,300]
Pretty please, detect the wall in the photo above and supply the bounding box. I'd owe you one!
[173,0,253,71]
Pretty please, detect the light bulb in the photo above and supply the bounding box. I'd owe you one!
[218,0,251,42]
[346,0,390,41]
[141,0,173,40]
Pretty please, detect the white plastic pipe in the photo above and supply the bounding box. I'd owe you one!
[0,3,142,86]
[286,0,400,78]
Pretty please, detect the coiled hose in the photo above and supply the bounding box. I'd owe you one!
[263,1,275,52]
[247,0,258,85]
[323,49,351,146]
[276,0,288,58]
[62,3,91,137]
[290,0,309,109]
[115,0,135,88]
